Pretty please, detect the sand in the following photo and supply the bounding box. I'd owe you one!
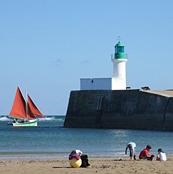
[0,157,173,174]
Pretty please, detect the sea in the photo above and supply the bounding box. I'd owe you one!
[0,115,173,160]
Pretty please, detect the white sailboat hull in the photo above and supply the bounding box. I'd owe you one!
[12,119,38,127]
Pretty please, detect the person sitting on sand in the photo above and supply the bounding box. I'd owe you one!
[125,142,136,160]
[69,150,83,168]
[69,149,90,167]
[156,148,167,161]
[139,145,155,160]
[69,149,82,160]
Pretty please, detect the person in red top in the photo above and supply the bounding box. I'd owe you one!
[139,145,155,160]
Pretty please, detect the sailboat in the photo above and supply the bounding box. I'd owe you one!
[9,87,44,127]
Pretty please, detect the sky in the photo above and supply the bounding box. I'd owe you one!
[0,0,173,115]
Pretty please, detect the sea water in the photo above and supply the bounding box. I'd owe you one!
[0,115,173,159]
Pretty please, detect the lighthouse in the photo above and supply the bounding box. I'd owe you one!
[112,41,127,90]
[80,41,128,90]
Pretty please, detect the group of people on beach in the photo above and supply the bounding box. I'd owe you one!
[68,142,166,168]
[125,142,167,161]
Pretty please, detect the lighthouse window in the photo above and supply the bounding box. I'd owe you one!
[118,47,124,52]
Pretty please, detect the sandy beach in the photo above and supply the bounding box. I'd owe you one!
[0,157,173,174]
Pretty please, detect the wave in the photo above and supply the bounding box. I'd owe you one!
[38,116,65,122]
[0,115,65,122]
[38,117,55,121]
[0,116,11,121]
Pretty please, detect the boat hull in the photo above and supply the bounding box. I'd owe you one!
[12,119,38,127]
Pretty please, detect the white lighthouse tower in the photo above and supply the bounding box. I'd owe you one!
[112,41,127,90]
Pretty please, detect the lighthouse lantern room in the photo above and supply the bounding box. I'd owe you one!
[112,41,127,90]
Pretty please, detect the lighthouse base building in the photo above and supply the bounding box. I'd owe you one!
[80,78,112,90]
[80,78,128,90]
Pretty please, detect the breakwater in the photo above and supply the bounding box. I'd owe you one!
[64,89,173,131]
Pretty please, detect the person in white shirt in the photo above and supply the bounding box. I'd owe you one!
[125,142,136,160]
[156,148,167,161]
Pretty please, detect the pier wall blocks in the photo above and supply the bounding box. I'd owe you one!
[64,90,173,131]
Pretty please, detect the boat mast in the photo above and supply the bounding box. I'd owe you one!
[25,89,28,120]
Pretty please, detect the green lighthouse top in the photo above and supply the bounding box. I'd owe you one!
[114,41,127,60]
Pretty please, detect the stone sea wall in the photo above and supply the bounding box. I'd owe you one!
[64,90,173,131]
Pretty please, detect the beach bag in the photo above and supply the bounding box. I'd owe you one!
[80,154,90,167]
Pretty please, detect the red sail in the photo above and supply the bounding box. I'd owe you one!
[27,95,44,118]
[9,87,27,119]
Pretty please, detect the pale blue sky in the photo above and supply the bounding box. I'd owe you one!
[0,0,173,115]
